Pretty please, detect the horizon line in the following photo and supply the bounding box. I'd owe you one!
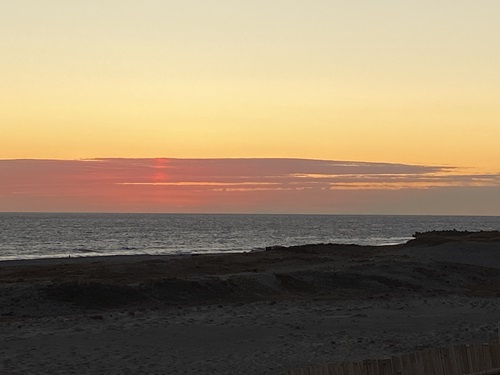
[1,211,499,218]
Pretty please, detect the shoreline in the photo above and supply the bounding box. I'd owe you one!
[0,241,407,265]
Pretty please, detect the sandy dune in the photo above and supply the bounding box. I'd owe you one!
[1,231,500,375]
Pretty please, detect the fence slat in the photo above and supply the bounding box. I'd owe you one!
[415,351,426,375]
[378,358,393,375]
[484,343,494,371]
[338,362,347,375]
[320,362,330,375]
[363,359,378,375]
[490,342,500,368]
[390,355,402,375]
[351,362,362,375]
[449,344,463,374]
[410,352,420,375]
[467,344,477,373]
[330,362,343,375]
[475,343,486,372]
[441,347,453,375]
[429,349,440,375]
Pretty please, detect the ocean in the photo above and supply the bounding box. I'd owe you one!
[0,213,499,261]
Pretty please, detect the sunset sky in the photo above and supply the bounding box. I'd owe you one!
[1,1,499,214]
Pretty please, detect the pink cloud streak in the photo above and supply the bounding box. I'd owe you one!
[1,158,499,214]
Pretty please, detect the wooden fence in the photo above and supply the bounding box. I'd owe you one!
[282,341,500,375]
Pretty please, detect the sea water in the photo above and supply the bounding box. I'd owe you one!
[0,213,499,261]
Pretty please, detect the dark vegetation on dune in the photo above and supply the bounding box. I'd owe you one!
[41,261,500,310]
[1,230,500,314]
[409,230,500,245]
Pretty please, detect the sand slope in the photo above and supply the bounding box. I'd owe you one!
[1,231,500,374]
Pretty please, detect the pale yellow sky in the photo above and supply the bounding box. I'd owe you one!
[1,1,499,172]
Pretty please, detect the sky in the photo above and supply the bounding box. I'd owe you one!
[1,1,499,214]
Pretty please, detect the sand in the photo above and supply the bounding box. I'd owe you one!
[1,231,500,375]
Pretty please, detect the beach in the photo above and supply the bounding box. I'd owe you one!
[1,231,500,375]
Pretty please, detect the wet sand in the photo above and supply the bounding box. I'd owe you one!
[1,231,500,374]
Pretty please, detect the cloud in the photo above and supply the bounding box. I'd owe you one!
[92,158,498,189]
[0,158,499,214]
